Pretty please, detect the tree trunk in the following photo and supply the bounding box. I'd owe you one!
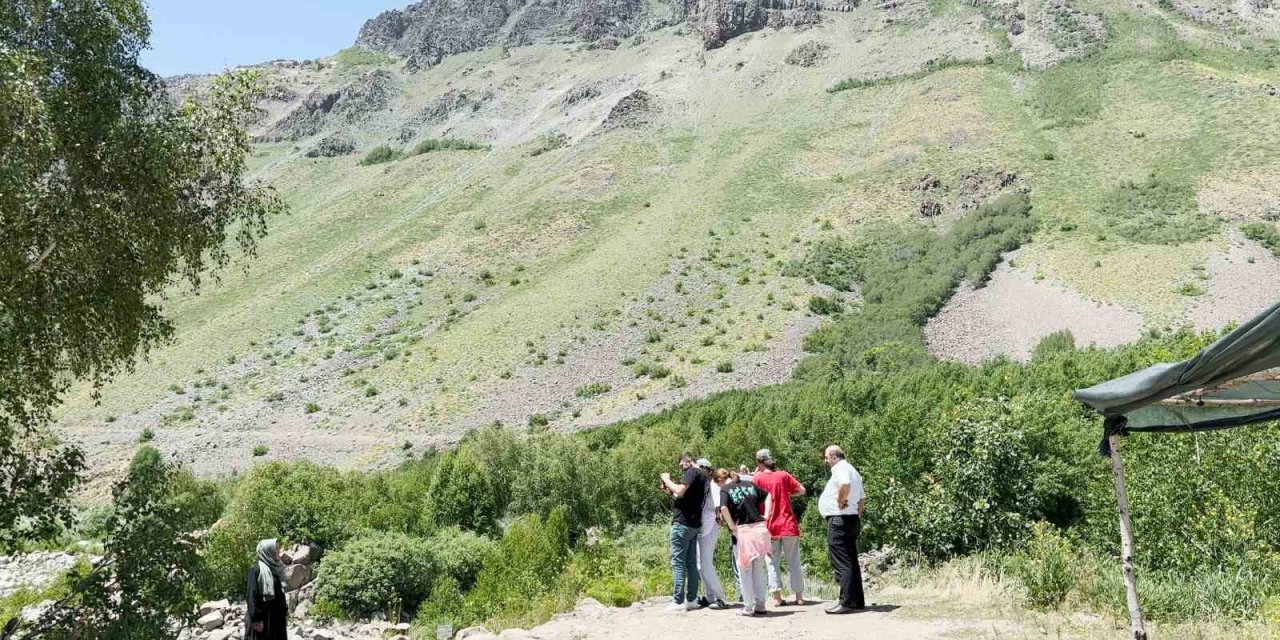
[1108,433,1148,640]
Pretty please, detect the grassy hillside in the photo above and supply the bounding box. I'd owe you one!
[57,0,1280,484]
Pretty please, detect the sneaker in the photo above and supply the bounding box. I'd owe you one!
[696,596,710,608]
[665,602,687,613]
[709,599,730,610]
[737,608,756,617]
[686,601,701,611]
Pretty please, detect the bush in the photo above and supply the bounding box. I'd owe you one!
[360,145,404,166]
[1030,329,1075,360]
[426,449,501,537]
[334,46,393,67]
[1096,174,1216,245]
[413,138,487,154]
[1243,222,1280,255]
[465,510,570,622]
[252,445,269,457]
[138,428,154,443]
[808,295,844,315]
[575,382,612,398]
[314,532,437,619]
[429,527,497,590]
[529,131,568,157]
[1008,522,1078,608]
[715,361,734,373]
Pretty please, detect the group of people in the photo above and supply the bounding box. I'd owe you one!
[660,445,866,617]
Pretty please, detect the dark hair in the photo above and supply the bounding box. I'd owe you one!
[762,460,777,471]
[678,451,696,464]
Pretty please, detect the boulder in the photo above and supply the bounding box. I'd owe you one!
[456,627,496,640]
[200,599,230,616]
[207,630,233,640]
[198,611,224,631]
[497,630,531,640]
[283,563,312,591]
[284,544,320,565]
[312,630,336,640]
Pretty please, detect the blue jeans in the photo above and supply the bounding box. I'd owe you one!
[670,523,701,603]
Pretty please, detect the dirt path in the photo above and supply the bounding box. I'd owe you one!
[509,597,1002,640]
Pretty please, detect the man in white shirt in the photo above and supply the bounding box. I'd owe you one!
[819,445,866,614]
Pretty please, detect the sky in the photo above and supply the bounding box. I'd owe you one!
[140,0,410,77]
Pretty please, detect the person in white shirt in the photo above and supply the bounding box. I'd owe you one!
[695,458,730,609]
[819,445,866,614]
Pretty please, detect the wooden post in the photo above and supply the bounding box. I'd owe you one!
[1108,433,1148,640]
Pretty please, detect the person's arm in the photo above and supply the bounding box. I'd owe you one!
[763,492,774,522]
[659,472,688,497]
[719,505,737,536]
[857,497,866,516]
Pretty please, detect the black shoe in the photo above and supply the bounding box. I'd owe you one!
[708,600,730,610]
[825,605,859,614]
[695,596,710,608]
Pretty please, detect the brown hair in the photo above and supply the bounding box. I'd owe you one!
[713,468,738,484]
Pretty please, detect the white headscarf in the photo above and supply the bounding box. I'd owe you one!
[256,539,288,600]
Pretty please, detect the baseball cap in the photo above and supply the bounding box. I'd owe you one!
[696,458,712,468]
[755,448,774,463]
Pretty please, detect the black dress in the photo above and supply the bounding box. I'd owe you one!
[246,565,288,640]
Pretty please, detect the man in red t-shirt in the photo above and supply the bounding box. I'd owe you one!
[750,448,807,606]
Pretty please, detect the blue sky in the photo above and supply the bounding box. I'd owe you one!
[140,0,409,77]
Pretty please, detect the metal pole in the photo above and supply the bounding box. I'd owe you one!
[1108,433,1148,640]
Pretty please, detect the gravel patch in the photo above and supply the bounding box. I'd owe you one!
[1189,234,1280,332]
[925,254,1146,364]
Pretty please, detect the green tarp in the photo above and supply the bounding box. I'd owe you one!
[1073,301,1280,453]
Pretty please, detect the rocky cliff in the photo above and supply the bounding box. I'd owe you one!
[354,0,850,65]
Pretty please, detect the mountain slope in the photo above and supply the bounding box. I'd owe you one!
[58,0,1280,486]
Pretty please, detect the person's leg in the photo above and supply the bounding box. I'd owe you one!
[669,524,688,604]
[783,536,806,600]
[766,538,783,604]
[697,524,727,602]
[730,537,743,603]
[846,516,865,609]
[750,557,769,613]
[827,517,853,607]
[738,556,756,614]
[683,526,701,605]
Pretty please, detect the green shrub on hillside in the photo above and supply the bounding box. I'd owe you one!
[360,145,404,166]
[1096,174,1216,245]
[334,46,393,67]
[529,131,568,156]
[313,532,436,619]
[1242,222,1280,255]
[575,382,612,398]
[1030,329,1076,361]
[794,192,1034,371]
[413,138,488,154]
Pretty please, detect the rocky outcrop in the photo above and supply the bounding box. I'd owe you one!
[261,70,396,142]
[412,88,495,126]
[601,90,660,129]
[355,0,522,69]
[306,133,358,157]
[695,0,827,49]
[784,39,829,66]
[0,551,83,598]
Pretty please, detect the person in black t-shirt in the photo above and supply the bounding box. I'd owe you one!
[660,452,708,610]
[715,469,773,616]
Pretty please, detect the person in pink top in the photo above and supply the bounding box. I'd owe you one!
[750,448,807,606]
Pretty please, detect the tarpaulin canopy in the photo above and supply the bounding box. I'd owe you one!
[1074,301,1280,453]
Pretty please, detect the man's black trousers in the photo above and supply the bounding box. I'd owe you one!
[826,514,865,609]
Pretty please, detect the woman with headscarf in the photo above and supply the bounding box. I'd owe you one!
[246,539,289,640]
